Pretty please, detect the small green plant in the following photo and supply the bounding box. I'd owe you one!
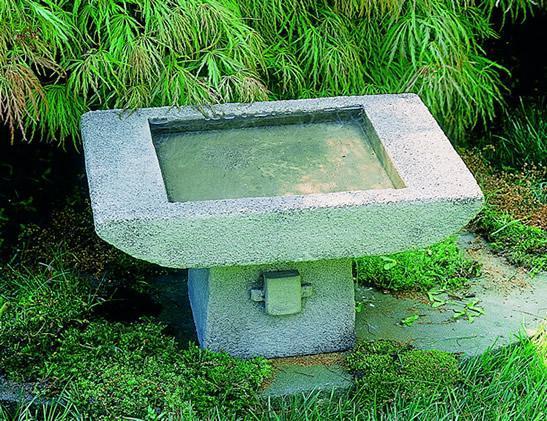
[530,180,547,205]
[426,288,486,322]
[356,236,480,291]
[427,287,449,308]
[453,299,486,323]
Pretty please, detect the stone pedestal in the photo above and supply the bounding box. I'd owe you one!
[188,259,355,358]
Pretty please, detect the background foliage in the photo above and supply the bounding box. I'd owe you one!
[480,99,546,167]
[2,0,545,147]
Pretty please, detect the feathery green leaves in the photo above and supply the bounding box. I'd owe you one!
[1,0,544,147]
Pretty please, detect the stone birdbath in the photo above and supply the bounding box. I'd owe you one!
[81,94,483,358]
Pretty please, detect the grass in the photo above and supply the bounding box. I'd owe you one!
[0,397,84,421]
[480,99,546,168]
[4,0,540,146]
[356,236,480,291]
[459,328,546,419]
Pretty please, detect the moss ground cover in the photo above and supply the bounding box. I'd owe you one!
[346,340,461,405]
[356,236,480,291]
[42,321,271,419]
[0,263,98,380]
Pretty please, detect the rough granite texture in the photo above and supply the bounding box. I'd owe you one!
[188,259,355,358]
[81,94,484,268]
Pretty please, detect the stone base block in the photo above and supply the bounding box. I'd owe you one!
[188,259,355,358]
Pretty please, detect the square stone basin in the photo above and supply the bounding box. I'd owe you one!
[81,94,483,269]
[151,108,404,203]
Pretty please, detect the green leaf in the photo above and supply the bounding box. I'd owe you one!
[401,314,420,326]
[0,300,8,319]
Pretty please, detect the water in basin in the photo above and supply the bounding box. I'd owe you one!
[152,111,399,202]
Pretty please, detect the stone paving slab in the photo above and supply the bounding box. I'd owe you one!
[356,233,547,356]
[0,375,34,406]
[261,364,353,398]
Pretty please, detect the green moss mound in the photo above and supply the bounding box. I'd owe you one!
[0,260,272,419]
[347,340,461,405]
